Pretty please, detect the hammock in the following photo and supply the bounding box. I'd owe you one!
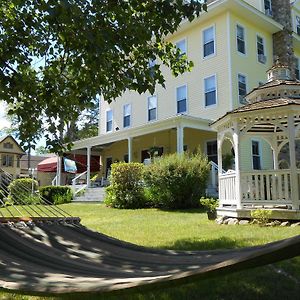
[0,219,299,295]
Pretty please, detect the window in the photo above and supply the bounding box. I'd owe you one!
[238,74,247,104]
[236,25,245,54]
[296,16,300,35]
[123,104,131,128]
[203,26,215,58]
[204,75,217,107]
[296,58,300,80]
[264,0,272,16]
[176,85,187,114]
[206,141,217,164]
[3,142,13,149]
[148,95,157,121]
[106,110,113,132]
[257,35,266,64]
[2,155,13,167]
[252,141,261,170]
[175,39,186,56]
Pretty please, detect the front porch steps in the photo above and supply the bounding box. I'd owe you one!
[73,187,106,203]
[217,207,300,221]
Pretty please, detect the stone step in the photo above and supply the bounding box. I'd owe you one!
[73,187,106,202]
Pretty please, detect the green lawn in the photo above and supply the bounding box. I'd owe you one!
[1,203,300,300]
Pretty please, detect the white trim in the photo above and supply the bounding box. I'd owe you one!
[175,37,187,56]
[237,72,248,104]
[236,22,247,57]
[175,84,188,115]
[256,33,267,64]
[147,94,158,122]
[202,24,216,60]
[123,103,132,129]
[204,74,218,108]
[251,139,262,170]
[105,109,113,133]
[227,12,233,111]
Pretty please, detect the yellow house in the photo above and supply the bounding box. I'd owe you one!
[0,135,25,179]
[69,0,300,196]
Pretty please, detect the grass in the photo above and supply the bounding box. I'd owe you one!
[0,203,300,300]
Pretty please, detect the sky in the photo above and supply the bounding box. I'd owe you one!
[0,101,10,130]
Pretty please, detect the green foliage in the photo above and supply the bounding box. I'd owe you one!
[104,162,146,209]
[8,178,38,204]
[251,209,273,225]
[39,186,73,205]
[200,197,219,212]
[144,152,210,209]
[0,1,206,151]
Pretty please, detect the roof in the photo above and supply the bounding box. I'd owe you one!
[0,135,25,154]
[212,98,300,127]
[20,154,56,171]
[246,80,300,95]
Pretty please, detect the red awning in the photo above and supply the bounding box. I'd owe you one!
[37,155,100,173]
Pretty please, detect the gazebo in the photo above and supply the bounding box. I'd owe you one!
[211,64,300,220]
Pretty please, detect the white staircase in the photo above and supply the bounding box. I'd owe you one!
[206,161,224,198]
[72,187,106,203]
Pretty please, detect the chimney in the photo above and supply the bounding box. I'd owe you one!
[271,0,295,79]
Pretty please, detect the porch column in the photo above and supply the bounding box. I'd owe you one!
[128,137,133,162]
[56,155,61,186]
[87,146,91,188]
[217,134,223,174]
[287,114,299,209]
[176,125,184,153]
[233,125,242,209]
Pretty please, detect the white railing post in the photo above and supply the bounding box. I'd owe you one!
[233,126,242,209]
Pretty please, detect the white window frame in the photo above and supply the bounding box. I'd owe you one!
[123,104,131,128]
[204,74,217,108]
[176,84,188,114]
[236,24,246,55]
[175,38,187,56]
[202,25,216,59]
[251,139,262,170]
[256,34,266,64]
[296,58,300,80]
[106,109,113,133]
[296,16,300,35]
[237,73,247,104]
[147,95,157,122]
[264,0,272,16]
[205,140,218,164]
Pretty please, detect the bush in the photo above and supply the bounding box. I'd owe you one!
[8,178,39,204]
[104,162,146,209]
[200,197,219,212]
[251,209,273,225]
[39,186,73,205]
[144,152,210,209]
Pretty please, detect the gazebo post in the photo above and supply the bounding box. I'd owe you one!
[287,114,299,210]
[233,123,242,209]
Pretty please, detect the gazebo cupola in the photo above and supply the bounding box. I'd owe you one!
[211,61,300,220]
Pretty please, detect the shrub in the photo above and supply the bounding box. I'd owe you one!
[39,186,73,205]
[200,197,219,212]
[104,162,146,209]
[251,209,273,225]
[8,178,39,204]
[144,152,210,209]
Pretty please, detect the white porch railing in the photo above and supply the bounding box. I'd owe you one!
[241,170,292,206]
[51,175,58,186]
[72,171,88,196]
[219,172,237,207]
[206,161,225,197]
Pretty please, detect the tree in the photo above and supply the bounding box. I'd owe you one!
[0,0,207,153]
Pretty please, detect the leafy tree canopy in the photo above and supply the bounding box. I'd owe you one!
[0,0,207,153]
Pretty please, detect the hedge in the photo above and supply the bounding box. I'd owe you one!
[8,178,39,204]
[39,186,73,205]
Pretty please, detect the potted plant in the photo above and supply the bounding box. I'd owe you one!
[200,197,219,220]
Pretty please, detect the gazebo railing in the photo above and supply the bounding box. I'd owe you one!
[241,170,292,205]
[219,172,237,207]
